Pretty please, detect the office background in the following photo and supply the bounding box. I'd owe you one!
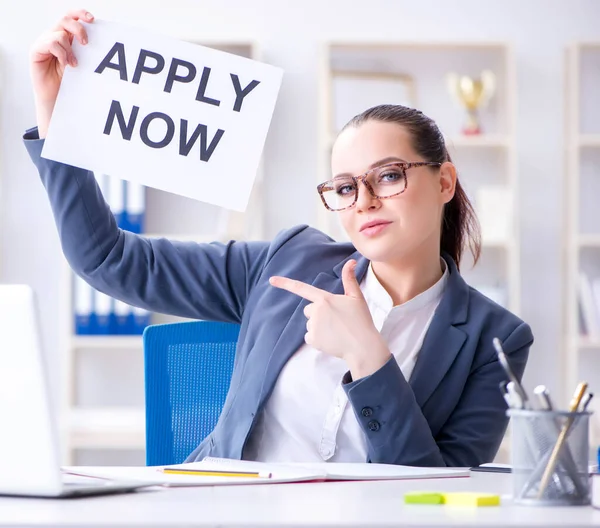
[0,0,598,464]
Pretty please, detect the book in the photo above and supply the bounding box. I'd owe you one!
[63,458,469,488]
[62,464,326,487]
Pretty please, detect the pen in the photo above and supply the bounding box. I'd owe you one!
[493,337,529,408]
[500,381,522,410]
[533,385,554,411]
[581,392,594,412]
[507,382,524,409]
[160,468,272,478]
[499,380,512,408]
[537,381,588,499]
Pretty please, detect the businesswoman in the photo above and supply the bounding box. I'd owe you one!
[24,10,533,467]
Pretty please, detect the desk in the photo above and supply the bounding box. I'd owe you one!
[1,472,600,527]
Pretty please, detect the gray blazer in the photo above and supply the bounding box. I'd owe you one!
[24,128,533,467]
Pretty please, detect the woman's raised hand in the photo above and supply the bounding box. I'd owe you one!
[30,9,94,137]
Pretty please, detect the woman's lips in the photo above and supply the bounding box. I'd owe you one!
[360,221,392,237]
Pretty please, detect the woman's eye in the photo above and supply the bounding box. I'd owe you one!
[379,171,403,183]
[335,183,356,195]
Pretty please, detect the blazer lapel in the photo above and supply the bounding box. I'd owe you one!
[260,252,368,399]
[409,255,469,408]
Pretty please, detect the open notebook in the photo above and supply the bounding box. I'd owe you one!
[63,457,469,487]
[198,457,469,481]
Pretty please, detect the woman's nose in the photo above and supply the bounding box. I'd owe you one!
[355,179,381,211]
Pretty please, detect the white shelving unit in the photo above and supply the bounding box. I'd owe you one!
[317,42,520,315]
[58,41,263,465]
[563,42,600,441]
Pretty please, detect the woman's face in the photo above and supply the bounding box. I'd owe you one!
[330,120,456,264]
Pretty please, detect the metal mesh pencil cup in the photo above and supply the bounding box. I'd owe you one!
[508,409,591,506]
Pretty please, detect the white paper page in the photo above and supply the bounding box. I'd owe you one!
[283,462,470,480]
[198,457,469,481]
[42,19,283,212]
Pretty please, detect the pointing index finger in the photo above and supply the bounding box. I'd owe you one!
[269,276,329,303]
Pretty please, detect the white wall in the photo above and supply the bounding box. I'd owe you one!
[0,0,598,409]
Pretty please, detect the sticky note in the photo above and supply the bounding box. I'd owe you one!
[442,492,500,507]
[404,492,445,505]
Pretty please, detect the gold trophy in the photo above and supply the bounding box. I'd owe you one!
[446,70,496,135]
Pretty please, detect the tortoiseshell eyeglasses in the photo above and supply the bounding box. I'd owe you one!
[316,161,442,212]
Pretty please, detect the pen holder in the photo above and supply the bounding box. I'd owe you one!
[508,409,591,506]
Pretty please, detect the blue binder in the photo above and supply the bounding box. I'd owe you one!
[132,306,150,334]
[107,176,126,230]
[74,275,94,335]
[94,172,109,212]
[114,299,134,334]
[94,290,113,335]
[125,182,145,234]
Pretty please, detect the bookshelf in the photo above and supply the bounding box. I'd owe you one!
[317,41,520,316]
[59,40,263,465]
[564,42,600,442]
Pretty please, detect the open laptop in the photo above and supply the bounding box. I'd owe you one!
[0,284,155,498]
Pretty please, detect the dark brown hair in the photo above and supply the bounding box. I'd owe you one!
[343,104,481,269]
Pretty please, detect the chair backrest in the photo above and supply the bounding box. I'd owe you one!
[143,320,240,466]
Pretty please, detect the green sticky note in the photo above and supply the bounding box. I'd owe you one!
[404,491,445,505]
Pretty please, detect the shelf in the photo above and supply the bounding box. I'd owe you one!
[576,337,600,349]
[445,134,511,149]
[328,41,509,52]
[577,42,600,50]
[72,335,143,350]
[69,407,145,449]
[578,135,600,148]
[577,234,600,248]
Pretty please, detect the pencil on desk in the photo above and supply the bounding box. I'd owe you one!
[536,381,588,499]
[160,467,272,478]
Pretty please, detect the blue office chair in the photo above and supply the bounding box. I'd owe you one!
[143,320,240,466]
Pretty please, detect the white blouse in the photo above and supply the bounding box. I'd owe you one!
[242,260,449,463]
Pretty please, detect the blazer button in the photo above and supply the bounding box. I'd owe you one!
[368,420,380,432]
[361,407,373,417]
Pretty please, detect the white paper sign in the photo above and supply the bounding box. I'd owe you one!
[42,20,283,212]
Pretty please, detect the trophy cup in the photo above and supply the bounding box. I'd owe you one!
[446,70,496,135]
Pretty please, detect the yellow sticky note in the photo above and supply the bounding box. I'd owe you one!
[404,492,445,505]
[442,492,500,507]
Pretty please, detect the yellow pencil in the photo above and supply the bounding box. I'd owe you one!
[160,467,272,478]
